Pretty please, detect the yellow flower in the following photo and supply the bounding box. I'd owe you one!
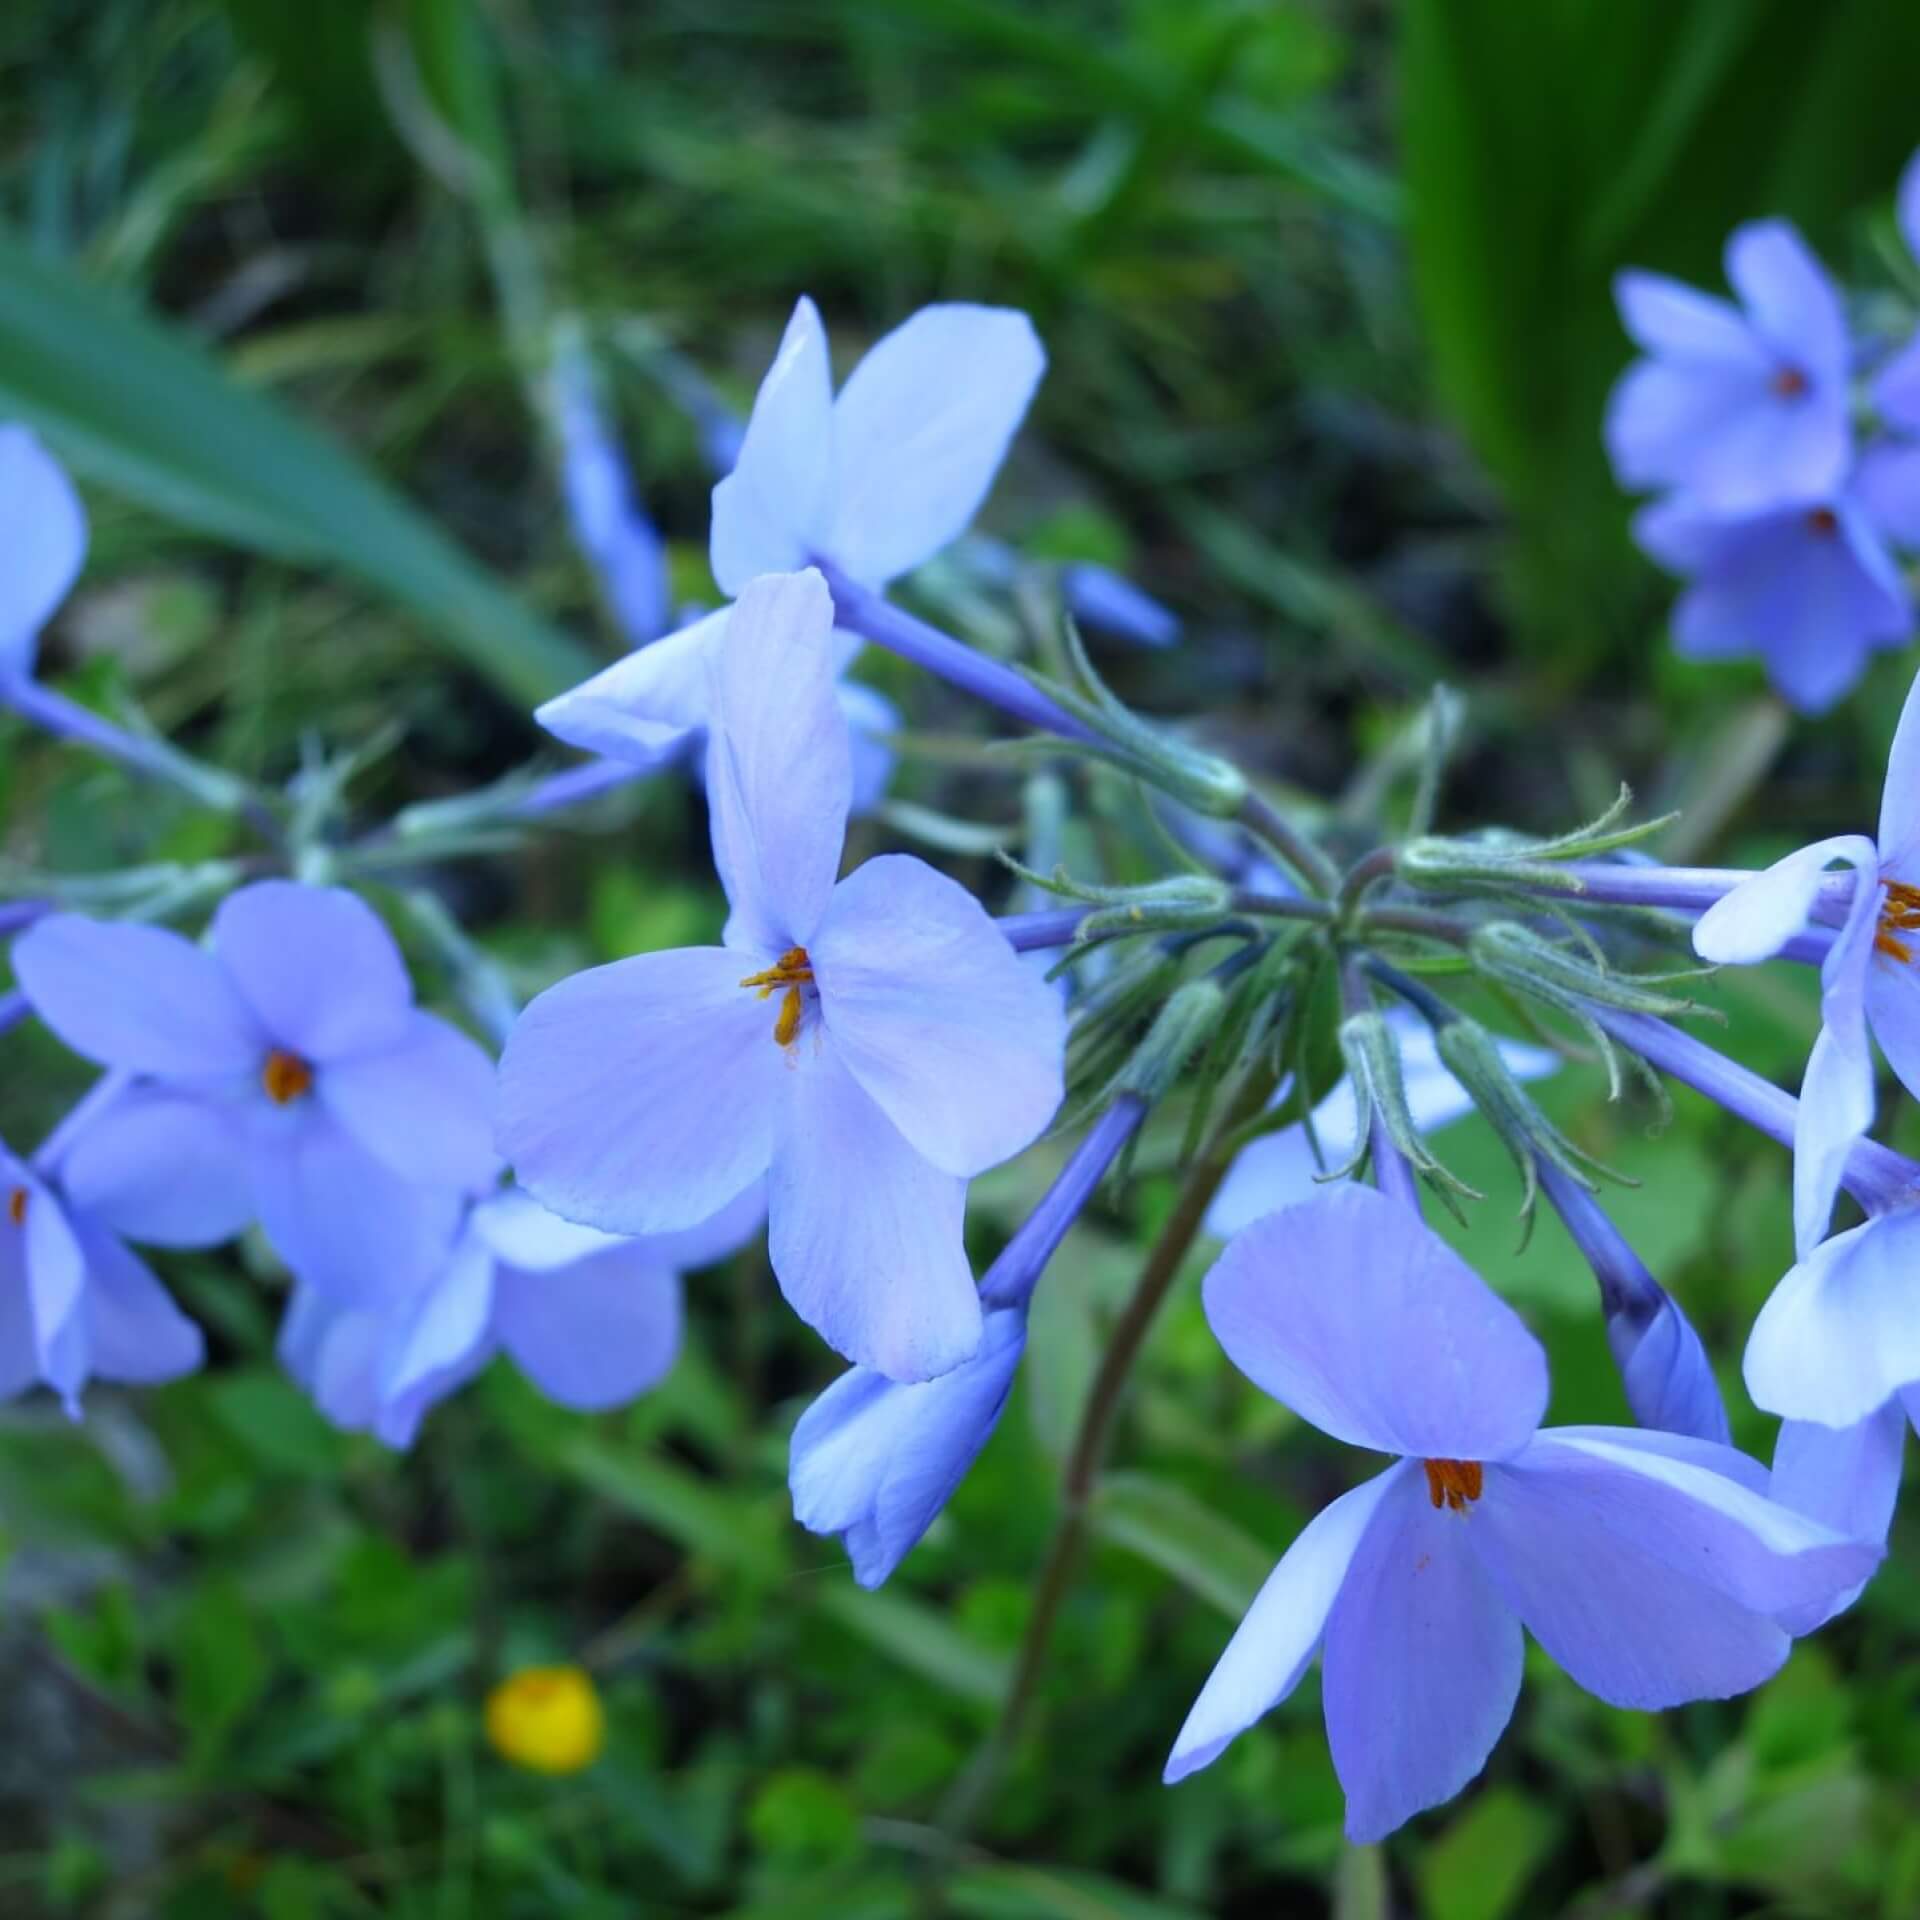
[484,1665,605,1775]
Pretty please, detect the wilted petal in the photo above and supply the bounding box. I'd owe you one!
[499,947,782,1235]
[1320,1466,1523,1844]
[69,1219,203,1385]
[710,296,835,595]
[792,1307,1026,1588]
[812,854,1065,1177]
[0,426,87,679]
[535,608,729,763]
[825,305,1045,586]
[494,1246,684,1411]
[1693,834,1878,964]
[1770,1402,1906,1632]
[769,1041,979,1381]
[58,1087,253,1247]
[249,1106,463,1305]
[705,568,851,953]
[1746,1210,1920,1426]
[321,1010,499,1190]
[13,914,263,1077]
[1202,1185,1548,1461]
[213,882,415,1061]
[1164,1464,1404,1784]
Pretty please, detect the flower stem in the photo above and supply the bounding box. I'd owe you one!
[938,1055,1279,1847]
[1235,786,1342,897]
[819,561,1098,744]
[1589,1008,1920,1211]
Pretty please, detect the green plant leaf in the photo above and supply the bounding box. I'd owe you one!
[0,225,592,706]
[1092,1471,1273,1618]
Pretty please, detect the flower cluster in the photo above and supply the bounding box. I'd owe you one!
[1608,150,1920,710]
[6,250,1920,1856]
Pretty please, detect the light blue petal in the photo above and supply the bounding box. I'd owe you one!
[704,568,851,954]
[1746,1210,1920,1426]
[825,304,1045,587]
[535,608,728,764]
[791,1307,1026,1588]
[212,882,414,1062]
[769,1040,979,1381]
[1692,834,1878,965]
[14,913,264,1078]
[58,1087,253,1248]
[495,1246,683,1412]
[1202,1184,1548,1461]
[0,425,87,679]
[1164,1463,1405,1784]
[710,296,835,595]
[812,854,1065,1178]
[1770,1402,1906,1632]
[69,1217,203,1386]
[499,947,783,1235]
[1321,1464,1522,1844]
[320,1009,499,1191]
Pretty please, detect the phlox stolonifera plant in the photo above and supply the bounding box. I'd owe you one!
[6,149,1920,1846]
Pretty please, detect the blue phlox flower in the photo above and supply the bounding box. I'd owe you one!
[532,295,1043,785]
[0,425,87,684]
[1205,1013,1558,1242]
[500,568,1067,1382]
[1695,668,1920,1249]
[0,1113,204,1413]
[1164,1184,1878,1843]
[283,1180,764,1447]
[1633,489,1909,714]
[14,881,498,1297]
[1606,222,1852,515]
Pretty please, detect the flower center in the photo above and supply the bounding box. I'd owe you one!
[1877,880,1920,963]
[1805,506,1839,536]
[6,1186,25,1228]
[1771,364,1810,400]
[262,1048,315,1105]
[738,946,815,1048]
[1423,1458,1483,1513]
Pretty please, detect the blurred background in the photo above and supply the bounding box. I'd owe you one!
[2,1,1919,1914]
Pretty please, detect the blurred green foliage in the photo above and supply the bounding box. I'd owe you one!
[0,1,1916,1915]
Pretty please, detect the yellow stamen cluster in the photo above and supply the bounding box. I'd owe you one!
[484,1665,605,1775]
[262,1048,315,1105]
[739,946,815,1048]
[6,1186,26,1228]
[1423,1458,1483,1513]
[1877,880,1920,964]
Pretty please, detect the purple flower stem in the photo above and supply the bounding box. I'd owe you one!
[1591,1007,1920,1211]
[998,908,1092,952]
[512,756,647,818]
[1519,862,1847,961]
[1537,1159,1663,1326]
[979,1096,1147,1310]
[819,561,1098,745]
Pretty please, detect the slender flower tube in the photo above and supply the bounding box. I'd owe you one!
[500,570,1067,1382]
[1545,861,1853,924]
[1166,1186,1880,1842]
[1536,1161,1729,1444]
[791,1097,1146,1587]
[996,907,1093,953]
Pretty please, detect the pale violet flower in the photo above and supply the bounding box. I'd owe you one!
[1769,1402,1910,1633]
[1693,666,1920,1251]
[1606,222,1853,515]
[283,1182,764,1448]
[500,569,1066,1382]
[1165,1185,1879,1843]
[14,882,497,1298]
[533,297,1042,784]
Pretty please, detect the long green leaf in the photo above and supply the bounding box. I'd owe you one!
[1092,1472,1273,1619]
[0,226,591,707]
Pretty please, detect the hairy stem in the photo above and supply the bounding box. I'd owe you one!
[1235,786,1342,897]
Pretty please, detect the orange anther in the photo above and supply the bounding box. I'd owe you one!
[739,946,815,1046]
[1423,1458,1483,1513]
[1877,880,1920,965]
[1771,365,1809,399]
[262,1048,315,1105]
[6,1186,26,1227]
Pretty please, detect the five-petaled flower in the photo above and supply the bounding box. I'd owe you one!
[533,296,1042,776]
[1693,665,1920,1252]
[500,568,1067,1382]
[1606,221,1853,516]
[1164,1185,1876,1843]
[14,881,499,1297]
